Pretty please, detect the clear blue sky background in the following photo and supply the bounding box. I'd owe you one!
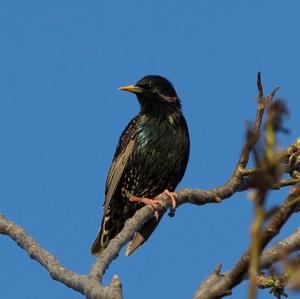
[1,1,300,299]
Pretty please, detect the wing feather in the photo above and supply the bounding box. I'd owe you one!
[103,139,135,213]
[103,117,137,213]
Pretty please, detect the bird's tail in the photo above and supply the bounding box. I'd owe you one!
[91,208,164,256]
[125,214,163,256]
[91,207,127,256]
[90,216,108,256]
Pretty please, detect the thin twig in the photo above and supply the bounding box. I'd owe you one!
[249,190,267,299]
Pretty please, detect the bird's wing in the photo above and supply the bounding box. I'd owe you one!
[103,138,135,213]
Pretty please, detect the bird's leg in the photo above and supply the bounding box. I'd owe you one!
[129,189,177,218]
[129,196,163,207]
[129,197,163,219]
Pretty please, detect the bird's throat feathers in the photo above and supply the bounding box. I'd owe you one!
[138,95,182,121]
[140,103,183,126]
[138,104,185,135]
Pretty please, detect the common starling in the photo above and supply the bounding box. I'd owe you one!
[91,75,190,256]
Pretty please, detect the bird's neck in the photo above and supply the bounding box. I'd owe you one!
[139,103,183,127]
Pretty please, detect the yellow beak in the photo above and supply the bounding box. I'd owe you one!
[118,85,142,93]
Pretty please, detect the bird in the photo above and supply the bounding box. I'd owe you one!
[91,75,190,256]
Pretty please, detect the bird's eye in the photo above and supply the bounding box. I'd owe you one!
[141,83,152,90]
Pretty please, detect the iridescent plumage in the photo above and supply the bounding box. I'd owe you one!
[91,75,190,256]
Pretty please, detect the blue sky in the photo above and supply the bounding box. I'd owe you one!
[1,1,300,298]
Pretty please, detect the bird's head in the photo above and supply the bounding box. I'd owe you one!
[119,75,181,113]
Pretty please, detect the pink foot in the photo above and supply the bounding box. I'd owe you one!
[160,189,177,211]
[129,197,162,219]
[129,189,177,218]
[158,189,177,217]
[129,196,163,208]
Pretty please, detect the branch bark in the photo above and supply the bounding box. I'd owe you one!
[0,214,123,299]
[193,183,300,299]
[260,227,300,270]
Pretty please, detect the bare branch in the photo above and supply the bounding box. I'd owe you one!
[0,214,123,299]
[260,227,300,270]
[175,73,280,208]
[193,183,300,299]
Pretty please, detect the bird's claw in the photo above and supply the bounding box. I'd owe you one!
[129,189,177,218]
[129,197,163,219]
[156,189,177,217]
[162,189,177,209]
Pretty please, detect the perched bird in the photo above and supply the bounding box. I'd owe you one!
[91,75,190,256]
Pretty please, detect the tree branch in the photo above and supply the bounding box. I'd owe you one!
[259,227,300,271]
[0,214,123,299]
[193,183,300,299]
